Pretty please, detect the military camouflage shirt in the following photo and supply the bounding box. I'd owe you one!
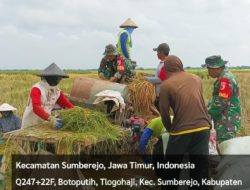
[208,68,241,143]
[98,55,134,83]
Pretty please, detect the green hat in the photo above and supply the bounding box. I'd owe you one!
[204,55,228,68]
[103,44,118,55]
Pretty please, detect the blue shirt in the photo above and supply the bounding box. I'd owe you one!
[0,114,21,133]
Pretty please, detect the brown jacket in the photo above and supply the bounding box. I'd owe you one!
[159,72,211,134]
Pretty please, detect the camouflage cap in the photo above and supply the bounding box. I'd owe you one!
[203,55,228,68]
[103,44,118,55]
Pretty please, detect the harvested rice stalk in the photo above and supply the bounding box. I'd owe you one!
[3,106,129,156]
[58,106,116,133]
[0,139,21,190]
[128,75,156,115]
[3,122,129,155]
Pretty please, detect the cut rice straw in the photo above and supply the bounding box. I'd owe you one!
[128,73,156,115]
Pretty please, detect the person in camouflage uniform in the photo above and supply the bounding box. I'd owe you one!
[204,55,241,143]
[98,44,134,83]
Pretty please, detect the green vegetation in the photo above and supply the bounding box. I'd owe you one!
[0,69,249,136]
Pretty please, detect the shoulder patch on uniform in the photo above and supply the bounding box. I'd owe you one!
[218,77,231,99]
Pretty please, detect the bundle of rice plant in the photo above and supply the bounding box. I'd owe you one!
[59,106,116,133]
[128,76,156,115]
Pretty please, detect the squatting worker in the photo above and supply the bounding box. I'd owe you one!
[22,63,74,128]
[159,55,211,190]
[145,43,169,110]
[204,55,241,144]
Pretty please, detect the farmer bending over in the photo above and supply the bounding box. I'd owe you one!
[159,55,211,190]
[139,117,170,178]
[21,63,74,129]
[98,44,134,84]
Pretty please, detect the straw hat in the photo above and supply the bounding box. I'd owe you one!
[120,18,138,28]
[0,103,17,111]
[37,63,69,78]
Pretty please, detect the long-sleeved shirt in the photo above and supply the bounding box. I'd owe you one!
[145,61,166,96]
[0,114,21,133]
[98,55,134,83]
[159,72,211,134]
[208,69,241,143]
[120,32,130,59]
[31,87,74,120]
[139,117,165,154]
[117,29,132,59]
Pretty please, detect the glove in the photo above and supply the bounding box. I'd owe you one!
[49,116,63,129]
[51,107,62,111]
[54,116,63,129]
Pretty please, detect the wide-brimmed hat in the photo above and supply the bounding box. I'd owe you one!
[103,44,118,55]
[120,18,138,28]
[37,63,69,78]
[203,55,228,68]
[0,103,17,111]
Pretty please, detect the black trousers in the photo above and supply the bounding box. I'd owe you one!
[160,130,209,190]
[152,137,166,178]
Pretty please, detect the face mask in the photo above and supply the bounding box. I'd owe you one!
[44,76,62,86]
[0,111,12,118]
[125,27,134,34]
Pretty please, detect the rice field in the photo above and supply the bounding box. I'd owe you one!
[0,69,249,136]
[0,69,250,190]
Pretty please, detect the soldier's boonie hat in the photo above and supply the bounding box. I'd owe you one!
[0,103,17,111]
[153,43,170,54]
[38,63,69,78]
[120,18,138,28]
[103,44,118,55]
[203,55,228,68]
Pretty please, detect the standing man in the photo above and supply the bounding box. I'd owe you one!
[117,18,138,60]
[159,55,211,190]
[146,43,170,110]
[204,55,241,144]
[22,63,74,128]
[98,44,133,83]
